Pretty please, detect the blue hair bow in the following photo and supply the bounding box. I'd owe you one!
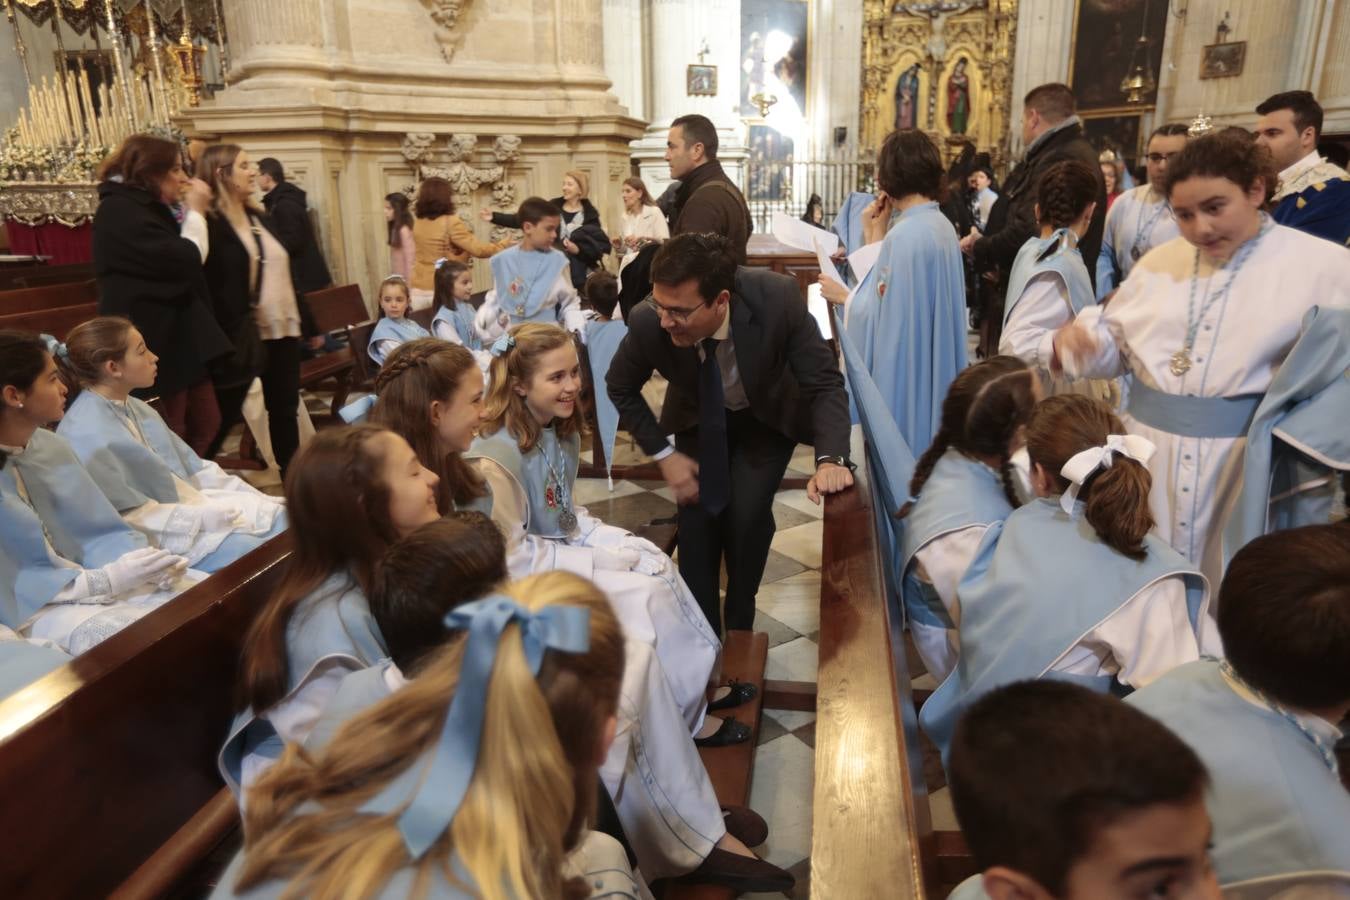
[338,393,377,424]
[489,333,515,357]
[358,594,590,858]
[40,334,68,359]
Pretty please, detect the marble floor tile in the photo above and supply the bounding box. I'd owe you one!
[763,709,815,732]
[724,550,808,589]
[770,519,825,570]
[753,610,803,648]
[774,489,825,520]
[746,734,816,869]
[766,637,818,683]
[791,720,816,749]
[754,571,821,637]
[769,502,817,532]
[757,714,789,746]
[572,478,646,505]
[578,491,677,533]
[788,446,817,475]
[929,786,959,831]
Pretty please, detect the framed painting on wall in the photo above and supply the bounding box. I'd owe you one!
[1081,113,1144,180]
[1200,41,1246,79]
[687,65,718,97]
[1069,0,1169,111]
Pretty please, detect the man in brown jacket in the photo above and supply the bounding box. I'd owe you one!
[666,114,754,264]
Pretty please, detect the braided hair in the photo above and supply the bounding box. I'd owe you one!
[372,338,488,511]
[1036,159,1099,229]
[899,356,1037,518]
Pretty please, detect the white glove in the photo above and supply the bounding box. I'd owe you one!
[201,504,245,531]
[100,547,188,597]
[592,547,641,572]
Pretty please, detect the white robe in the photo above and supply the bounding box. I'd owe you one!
[1064,225,1350,587]
[1099,184,1179,294]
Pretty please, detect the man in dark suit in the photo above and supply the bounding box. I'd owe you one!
[607,233,854,634]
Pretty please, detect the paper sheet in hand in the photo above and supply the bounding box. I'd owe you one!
[815,237,845,286]
[848,242,883,285]
[806,283,834,341]
[772,212,839,255]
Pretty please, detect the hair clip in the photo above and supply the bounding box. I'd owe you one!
[338,393,377,424]
[1059,433,1156,513]
[433,257,448,270]
[383,274,408,283]
[357,595,590,858]
[490,333,516,357]
[40,334,68,360]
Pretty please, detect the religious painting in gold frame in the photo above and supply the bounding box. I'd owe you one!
[859,1,1018,169]
[1068,0,1169,112]
[1199,41,1245,79]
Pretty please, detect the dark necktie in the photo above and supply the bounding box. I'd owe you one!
[698,337,731,515]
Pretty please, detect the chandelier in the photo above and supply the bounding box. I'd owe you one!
[1120,0,1158,105]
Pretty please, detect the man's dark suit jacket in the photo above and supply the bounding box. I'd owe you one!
[606,267,851,461]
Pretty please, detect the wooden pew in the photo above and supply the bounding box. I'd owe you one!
[0,279,99,316]
[810,432,973,898]
[302,284,371,419]
[0,262,96,292]
[0,535,292,898]
[0,302,99,340]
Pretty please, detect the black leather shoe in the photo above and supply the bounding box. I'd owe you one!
[722,804,768,846]
[673,848,795,893]
[694,716,752,747]
[708,679,757,712]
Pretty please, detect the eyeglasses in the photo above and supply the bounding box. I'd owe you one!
[646,295,703,323]
[1146,152,1182,164]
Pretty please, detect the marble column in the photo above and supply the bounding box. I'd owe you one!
[631,0,748,197]
[603,0,646,121]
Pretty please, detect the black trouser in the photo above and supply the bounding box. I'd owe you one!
[675,409,797,635]
[206,337,302,478]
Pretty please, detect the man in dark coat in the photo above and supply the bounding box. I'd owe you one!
[607,234,853,635]
[961,83,1106,352]
[665,114,754,265]
[258,158,332,347]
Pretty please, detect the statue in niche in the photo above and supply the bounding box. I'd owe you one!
[894,63,921,130]
[946,57,971,135]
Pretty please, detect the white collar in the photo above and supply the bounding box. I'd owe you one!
[1279,149,1323,187]
[1220,664,1344,745]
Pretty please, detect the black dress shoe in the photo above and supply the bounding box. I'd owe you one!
[694,716,752,747]
[708,679,758,712]
[722,804,769,846]
[673,848,795,893]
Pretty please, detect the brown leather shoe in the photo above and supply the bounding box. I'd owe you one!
[673,848,795,893]
[722,804,769,846]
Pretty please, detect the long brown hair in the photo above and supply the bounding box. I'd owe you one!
[195,143,262,217]
[621,176,656,207]
[56,315,136,401]
[372,339,488,510]
[234,572,625,900]
[1026,395,1153,560]
[900,356,1037,517]
[238,425,403,712]
[97,133,181,192]
[385,192,413,247]
[479,323,589,453]
[413,177,455,219]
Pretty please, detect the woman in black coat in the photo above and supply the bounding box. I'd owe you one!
[196,143,305,478]
[482,170,609,290]
[92,134,233,456]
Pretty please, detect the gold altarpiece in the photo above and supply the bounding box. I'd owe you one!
[860,0,1018,168]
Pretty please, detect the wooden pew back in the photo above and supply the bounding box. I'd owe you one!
[0,262,96,292]
[0,302,99,340]
[0,536,291,897]
[306,283,369,334]
[0,279,99,316]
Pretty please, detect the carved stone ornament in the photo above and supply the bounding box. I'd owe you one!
[421,0,471,62]
[609,160,627,180]
[407,132,524,224]
[0,183,100,227]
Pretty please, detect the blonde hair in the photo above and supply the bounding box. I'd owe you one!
[234,571,625,900]
[563,170,590,200]
[194,143,262,217]
[479,323,590,453]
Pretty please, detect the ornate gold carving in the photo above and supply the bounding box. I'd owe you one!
[0,182,99,226]
[860,0,1017,170]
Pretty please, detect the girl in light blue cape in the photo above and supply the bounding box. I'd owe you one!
[220,424,441,798]
[211,574,639,900]
[54,317,286,573]
[368,275,431,366]
[429,258,493,372]
[0,331,198,654]
[1000,160,1115,403]
[922,395,1211,763]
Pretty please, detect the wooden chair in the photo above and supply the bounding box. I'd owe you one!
[0,535,292,897]
[305,283,369,334]
[409,306,435,330]
[345,320,378,389]
[0,279,99,316]
[299,284,371,419]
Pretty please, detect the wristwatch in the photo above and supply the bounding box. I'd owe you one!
[815,455,857,472]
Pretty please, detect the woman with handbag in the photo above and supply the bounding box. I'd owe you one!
[197,144,304,479]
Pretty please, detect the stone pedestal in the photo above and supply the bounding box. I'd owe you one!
[630,0,748,198]
[177,0,643,300]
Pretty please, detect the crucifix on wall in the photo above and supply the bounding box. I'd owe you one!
[889,1,987,136]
